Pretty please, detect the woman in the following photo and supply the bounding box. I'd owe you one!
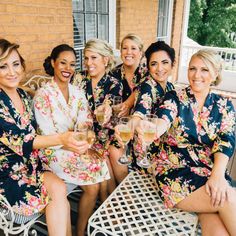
[0,39,84,236]
[109,33,147,185]
[33,44,110,236]
[115,41,176,176]
[72,39,123,196]
[145,49,236,235]
[111,33,147,115]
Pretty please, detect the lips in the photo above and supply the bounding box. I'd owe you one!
[61,71,71,78]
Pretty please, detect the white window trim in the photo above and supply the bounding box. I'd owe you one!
[157,0,174,45]
[109,0,116,49]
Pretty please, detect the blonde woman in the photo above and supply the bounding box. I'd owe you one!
[72,39,123,197]
[136,49,236,236]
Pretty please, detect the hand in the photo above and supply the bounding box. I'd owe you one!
[114,125,125,148]
[205,174,231,207]
[103,103,112,124]
[118,102,130,117]
[60,131,89,154]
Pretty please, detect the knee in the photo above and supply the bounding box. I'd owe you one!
[49,179,67,200]
[83,184,99,198]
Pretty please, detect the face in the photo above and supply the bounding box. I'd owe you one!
[148,50,173,86]
[0,50,24,91]
[52,51,76,83]
[84,50,108,80]
[121,39,142,67]
[188,56,216,94]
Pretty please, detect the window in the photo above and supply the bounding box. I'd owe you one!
[72,0,116,69]
[157,0,173,44]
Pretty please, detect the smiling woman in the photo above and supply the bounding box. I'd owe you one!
[33,43,110,236]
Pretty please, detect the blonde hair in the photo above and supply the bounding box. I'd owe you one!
[190,49,222,86]
[121,33,144,56]
[84,39,115,73]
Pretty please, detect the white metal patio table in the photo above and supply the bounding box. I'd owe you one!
[88,171,198,236]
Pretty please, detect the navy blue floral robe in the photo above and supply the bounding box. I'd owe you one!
[0,88,49,216]
[153,86,235,208]
[72,73,123,157]
[131,74,175,171]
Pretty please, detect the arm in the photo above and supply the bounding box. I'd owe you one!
[206,98,235,207]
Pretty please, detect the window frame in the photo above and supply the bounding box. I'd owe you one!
[72,0,116,69]
[157,0,174,44]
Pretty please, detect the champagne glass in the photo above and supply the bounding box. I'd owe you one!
[87,128,96,148]
[74,124,88,142]
[117,117,133,165]
[95,103,105,125]
[137,114,157,168]
[112,96,122,125]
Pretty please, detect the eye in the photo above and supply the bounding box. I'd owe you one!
[0,65,7,69]
[13,62,20,67]
[150,62,157,67]
[202,68,209,72]
[189,67,196,71]
[71,63,76,67]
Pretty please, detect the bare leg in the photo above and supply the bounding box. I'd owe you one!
[77,184,99,236]
[176,185,236,235]
[43,172,71,236]
[105,154,117,194]
[109,145,128,183]
[100,180,108,202]
[198,213,229,236]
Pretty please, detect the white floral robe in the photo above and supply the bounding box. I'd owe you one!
[33,81,110,185]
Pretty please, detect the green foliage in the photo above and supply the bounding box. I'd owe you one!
[188,0,236,48]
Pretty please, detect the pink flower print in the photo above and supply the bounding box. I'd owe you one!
[88,163,101,172]
[79,172,89,180]
[159,150,168,160]
[166,135,177,146]
[11,175,19,181]
[64,168,70,174]
[28,195,41,208]
[162,184,171,195]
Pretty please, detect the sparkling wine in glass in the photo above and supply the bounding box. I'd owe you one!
[118,117,133,165]
[74,125,88,142]
[95,103,105,125]
[137,114,157,168]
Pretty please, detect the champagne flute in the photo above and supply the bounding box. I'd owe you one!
[95,103,105,125]
[74,124,88,142]
[87,129,96,148]
[112,96,122,125]
[117,117,133,165]
[137,114,157,168]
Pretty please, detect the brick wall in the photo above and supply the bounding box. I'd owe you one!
[116,0,158,51]
[0,0,73,75]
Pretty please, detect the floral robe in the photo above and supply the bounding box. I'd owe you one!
[131,74,175,171]
[33,81,110,185]
[73,73,123,157]
[0,88,49,216]
[111,62,147,102]
[153,86,235,208]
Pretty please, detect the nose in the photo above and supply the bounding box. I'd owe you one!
[7,65,16,76]
[156,63,162,71]
[194,69,201,78]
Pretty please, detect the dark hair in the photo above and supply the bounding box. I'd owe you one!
[145,41,175,69]
[0,38,25,70]
[43,44,77,76]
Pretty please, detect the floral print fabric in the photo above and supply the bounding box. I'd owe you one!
[111,62,147,102]
[131,75,174,171]
[0,88,49,216]
[73,73,123,157]
[33,81,110,185]
[153,86,235,208]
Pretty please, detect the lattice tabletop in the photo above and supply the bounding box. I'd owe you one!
[88,171,198,236]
